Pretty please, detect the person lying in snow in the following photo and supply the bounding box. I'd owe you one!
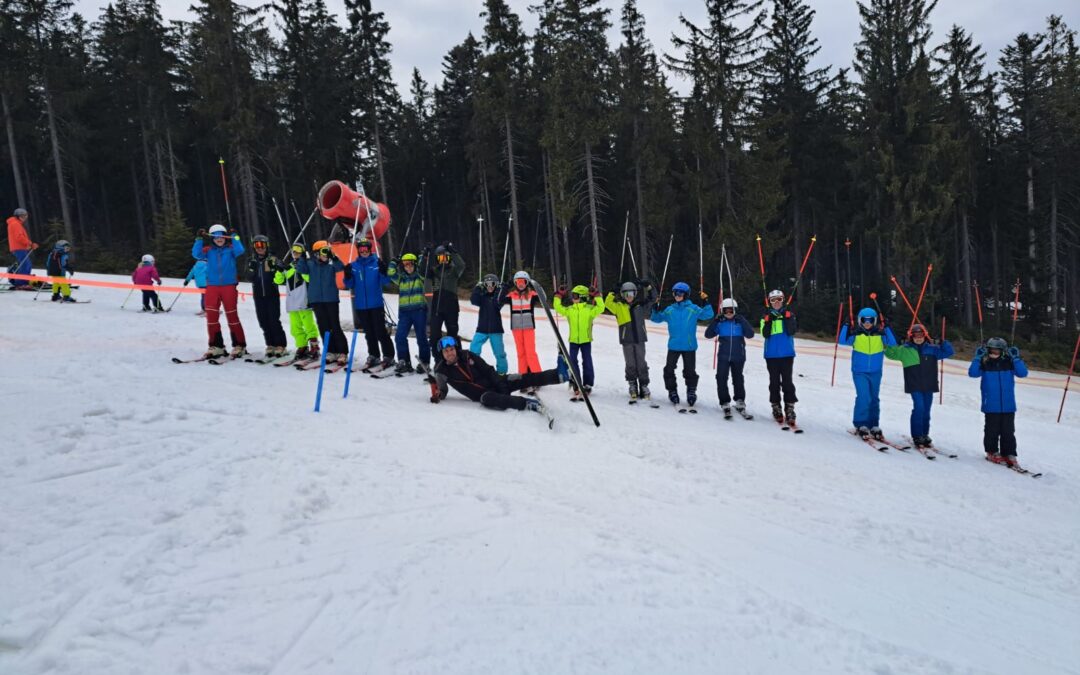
[429,335,567,413]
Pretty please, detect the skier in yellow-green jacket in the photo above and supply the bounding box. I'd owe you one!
[553,284,605,400]
[273,243,321,360]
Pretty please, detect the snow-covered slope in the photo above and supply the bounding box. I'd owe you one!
[2,274,1078,675]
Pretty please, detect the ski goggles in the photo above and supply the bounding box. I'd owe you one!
[438,336,457,350]
[253,241,268,252]
[291,244,305,254]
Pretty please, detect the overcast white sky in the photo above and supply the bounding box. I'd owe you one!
[73,0,1074,95]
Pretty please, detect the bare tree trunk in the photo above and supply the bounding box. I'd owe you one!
[43,80,75,243]
[73,169,87,241]
[165,116,181,208]
[1049,179,1059,337]
[960,207,973,327]
[236,147,258,240]
[131,162,147,251]
[2,91,27,208]
[1026,152,1036,293]
[504,114,523,270]
[372,117,395,259]
[139,117,159,220]
[634,156,648,278]
[584,143,603,293]
[792,193,802,277]
[542,150,560,283]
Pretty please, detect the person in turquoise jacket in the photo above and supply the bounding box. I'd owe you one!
[184,258,208,314]
[968,337,1029,466]
[650,281,714,407]
[839,307,897,439]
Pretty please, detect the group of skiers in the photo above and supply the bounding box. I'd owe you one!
[4,206,1031,465]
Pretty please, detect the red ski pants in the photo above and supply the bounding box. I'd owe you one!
[204,284,246,348]
[512,328,542,374]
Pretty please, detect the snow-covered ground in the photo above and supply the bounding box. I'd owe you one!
[2,272,1079,675]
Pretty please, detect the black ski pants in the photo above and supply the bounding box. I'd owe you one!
[715,359,746,405]
[766,356,797,405]
[311,302,349,355]
[254,294,288,348]
[353,306,395,360]
[983,412,1017,457]
[663,350,698,393]
[479,370,561,411]
[429,307,460,346]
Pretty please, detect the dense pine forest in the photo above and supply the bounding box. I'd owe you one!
[2,0,1078,362]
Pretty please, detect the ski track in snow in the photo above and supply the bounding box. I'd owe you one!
[2,273,1079,674]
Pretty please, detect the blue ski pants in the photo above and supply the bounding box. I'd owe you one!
[852,370,882,428]
[395,307,430,366]
[471,332,508,374]
[10,249,30,287]
[910,391,934,437]
[569,342,595,388]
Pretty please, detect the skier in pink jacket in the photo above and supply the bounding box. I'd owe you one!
[133,254,164,312]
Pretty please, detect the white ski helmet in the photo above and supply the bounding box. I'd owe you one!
[721,297,738,310]
[141,254,155,264]
[513,271,531,288]
[208,224,227,237]
[768,289,784,301]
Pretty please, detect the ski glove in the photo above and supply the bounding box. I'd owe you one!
[699,291,709,302]
[975,346,987,359]
[1007,346,1020,359]
[378,258,388,274]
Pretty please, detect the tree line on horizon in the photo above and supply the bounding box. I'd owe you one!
[1,0,1078,360]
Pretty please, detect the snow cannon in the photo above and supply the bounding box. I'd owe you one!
[318,180,391,241]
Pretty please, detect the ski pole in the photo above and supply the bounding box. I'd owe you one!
[712,244,731,370]
[626,237,639,277]
[785,235,816,305]
[271,197,291,257]
[477,214,484,283]
[909,264,933,335]
[530,278,600,427]
[347,182,365,264]
[398,183,424,253]
[618,210,629,281]
[939,316,946,404]
[313,331,330,412]
[831,301,844,387]
[973,281,985,344]
[499,226,510,282]
[756,234,767,305]
[1010,277,1021,344]
[120,287,134,309]
[291,207,318,248]
[218,157,233,234]
[658,234,674,303]
[343,329,359,399]
[890,276,923,335]
[166,291,183,312]
[1057,330,1080,423]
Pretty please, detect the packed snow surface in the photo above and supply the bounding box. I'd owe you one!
[2,273,1079,674]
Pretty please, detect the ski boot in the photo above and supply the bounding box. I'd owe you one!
[784,403,796,425]
[51,293,61,302]
[142,306,153,312]
[394,359,413,374]
[734,400,746,413]
[362,355,379,371]
[668,390,680,405]
[295,346,310,360]
[638,384,651,400]
[686,388,697,407]
[628,381,639,401]
[582,384,593,395]
[1003,455,1020,468]
[155,301,165,312]
[721,403,732,419]
[857,426,872,439]
[570,385,583,402]
[772,403,784,423]
[986,452,1005,465]
[203,346,227,360]
[336,353,348,365]
[525,399,544,413]
[229,345,248,359]
[380,356,394,370]
[870,427,884,441]
[922,435,933,447]
[61,296,76,303]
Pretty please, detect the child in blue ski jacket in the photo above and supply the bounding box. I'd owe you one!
[184,258,208,314]
[968,337,1028,467]
[705,297,755,414]
[838,307,897,439]
[650,281,714,406]
[884,323,954,448]
[470,274,509,374]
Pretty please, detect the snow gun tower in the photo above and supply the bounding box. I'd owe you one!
[317,180,392,286]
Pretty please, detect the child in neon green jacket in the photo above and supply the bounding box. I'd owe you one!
[553,284,605,399]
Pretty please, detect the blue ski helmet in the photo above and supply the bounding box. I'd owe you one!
[857,307,877,324]
[672,281,691,295]
[438,335,457,350]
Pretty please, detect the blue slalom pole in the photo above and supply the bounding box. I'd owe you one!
[343,329,359,398]
[313,331,330,412]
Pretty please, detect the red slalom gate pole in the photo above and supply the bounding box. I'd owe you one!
[909,264,933,334]
[890,276,922,330]
[939,316,946,404]
[786,235,817,305]
[831,301,843,387]
[973,281,985,344]
[1057,331,1080,423]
